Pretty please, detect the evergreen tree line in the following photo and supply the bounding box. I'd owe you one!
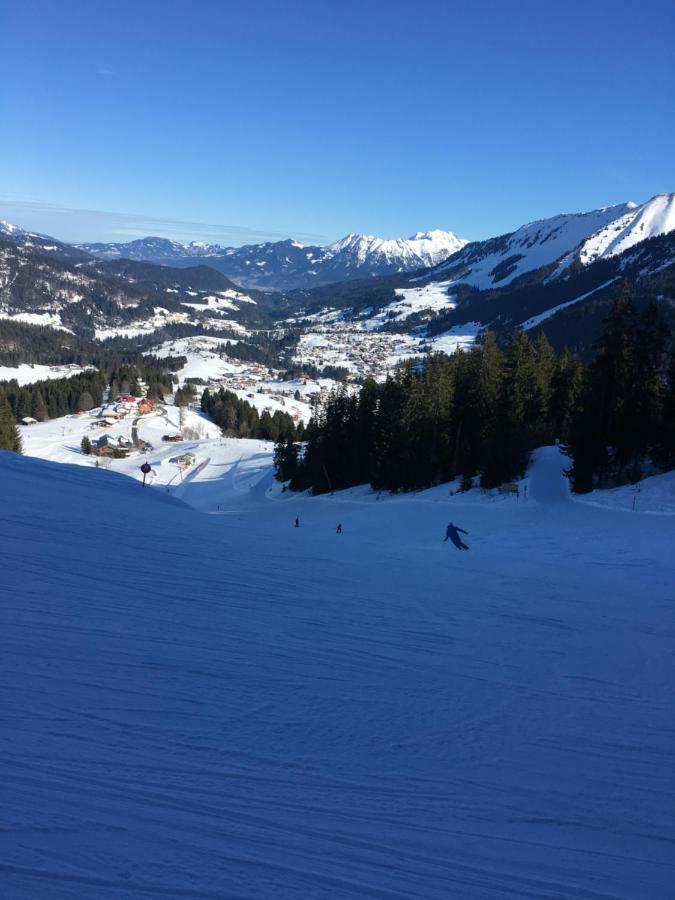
[0,319,187,372]
[201,387,304,442]
[278,289,675,494]
[0,370,107,425]
[107,364,175,401]
[566,289,675,490]
[222,333,299,368]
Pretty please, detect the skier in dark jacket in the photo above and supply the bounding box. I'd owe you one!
[444,522,469,550]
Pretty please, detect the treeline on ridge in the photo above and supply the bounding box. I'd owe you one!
[201,387,305,442]
[0,319,188,372]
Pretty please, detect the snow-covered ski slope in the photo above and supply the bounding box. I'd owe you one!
[1,446,674,899]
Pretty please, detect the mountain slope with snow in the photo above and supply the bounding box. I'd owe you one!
[2,446,674,898]
[431,201,639,290]
[0,220,91,264]
[575,193,675,266]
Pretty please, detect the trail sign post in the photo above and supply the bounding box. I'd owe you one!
[140,461,151,487]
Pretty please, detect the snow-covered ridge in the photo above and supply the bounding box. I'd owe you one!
[325,230,467,269]
[576,193,675,265]
[433,202,639,290]
[430,194,675,291]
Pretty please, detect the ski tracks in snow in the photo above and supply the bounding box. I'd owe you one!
[1,451,674,898]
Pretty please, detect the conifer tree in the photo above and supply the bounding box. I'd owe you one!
[567,284,637,491]
[370,372,409,491]
[550,348,583,442]
[482,330,536,487]
[273,437,299,482]
[0,396,22,453]
[630,300,668,465]
[531,332,556,443]
[31,390,48,422]
[654,355,675,470]
[76,391,95,412]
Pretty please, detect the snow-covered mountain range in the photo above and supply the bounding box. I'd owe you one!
[77,229,467,290]
[2,192,674,358]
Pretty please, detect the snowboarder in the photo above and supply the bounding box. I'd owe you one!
[444,522,469,550]
[336,523,343,534]
[294,517,300,528]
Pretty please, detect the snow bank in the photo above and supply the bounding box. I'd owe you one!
[573,467,675,515]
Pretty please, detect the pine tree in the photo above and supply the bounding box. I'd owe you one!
[355,376,379,484]
[630,300,669,466]
[470,333,503,479]
[76,391,95,412]
[550,348,583,443]
[31,390,48,422]
[274,437,298,482]
[654,355,675,470]
[370,373,408,491]
[80,435,93,455]
[0,396,22,453]
[567,284,637,491]
[482,330,536,487]
[531,332,556,443]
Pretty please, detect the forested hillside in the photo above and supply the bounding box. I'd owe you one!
[280,287,675,494]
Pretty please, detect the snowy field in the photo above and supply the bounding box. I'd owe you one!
[0,363,90,386]
[361,281,457,329]
[1,445,674,899]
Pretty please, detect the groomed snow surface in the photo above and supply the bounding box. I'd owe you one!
[2,445,674,899]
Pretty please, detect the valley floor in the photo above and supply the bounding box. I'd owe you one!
[1,446,674,899]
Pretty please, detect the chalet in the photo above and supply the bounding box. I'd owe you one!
[95,446,129,459]
[95,434,133,450]
[137,398,155,414]
[95,434,118,449]
[20,416,38,426]
[162,434,184,442]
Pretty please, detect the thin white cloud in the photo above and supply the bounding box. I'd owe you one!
[0,197,329,246]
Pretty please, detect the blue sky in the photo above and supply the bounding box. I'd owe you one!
[1,0,673,246]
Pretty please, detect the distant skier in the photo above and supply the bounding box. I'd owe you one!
[336,523,343,534]
[444,522,469,550]
[294,517,300,528]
